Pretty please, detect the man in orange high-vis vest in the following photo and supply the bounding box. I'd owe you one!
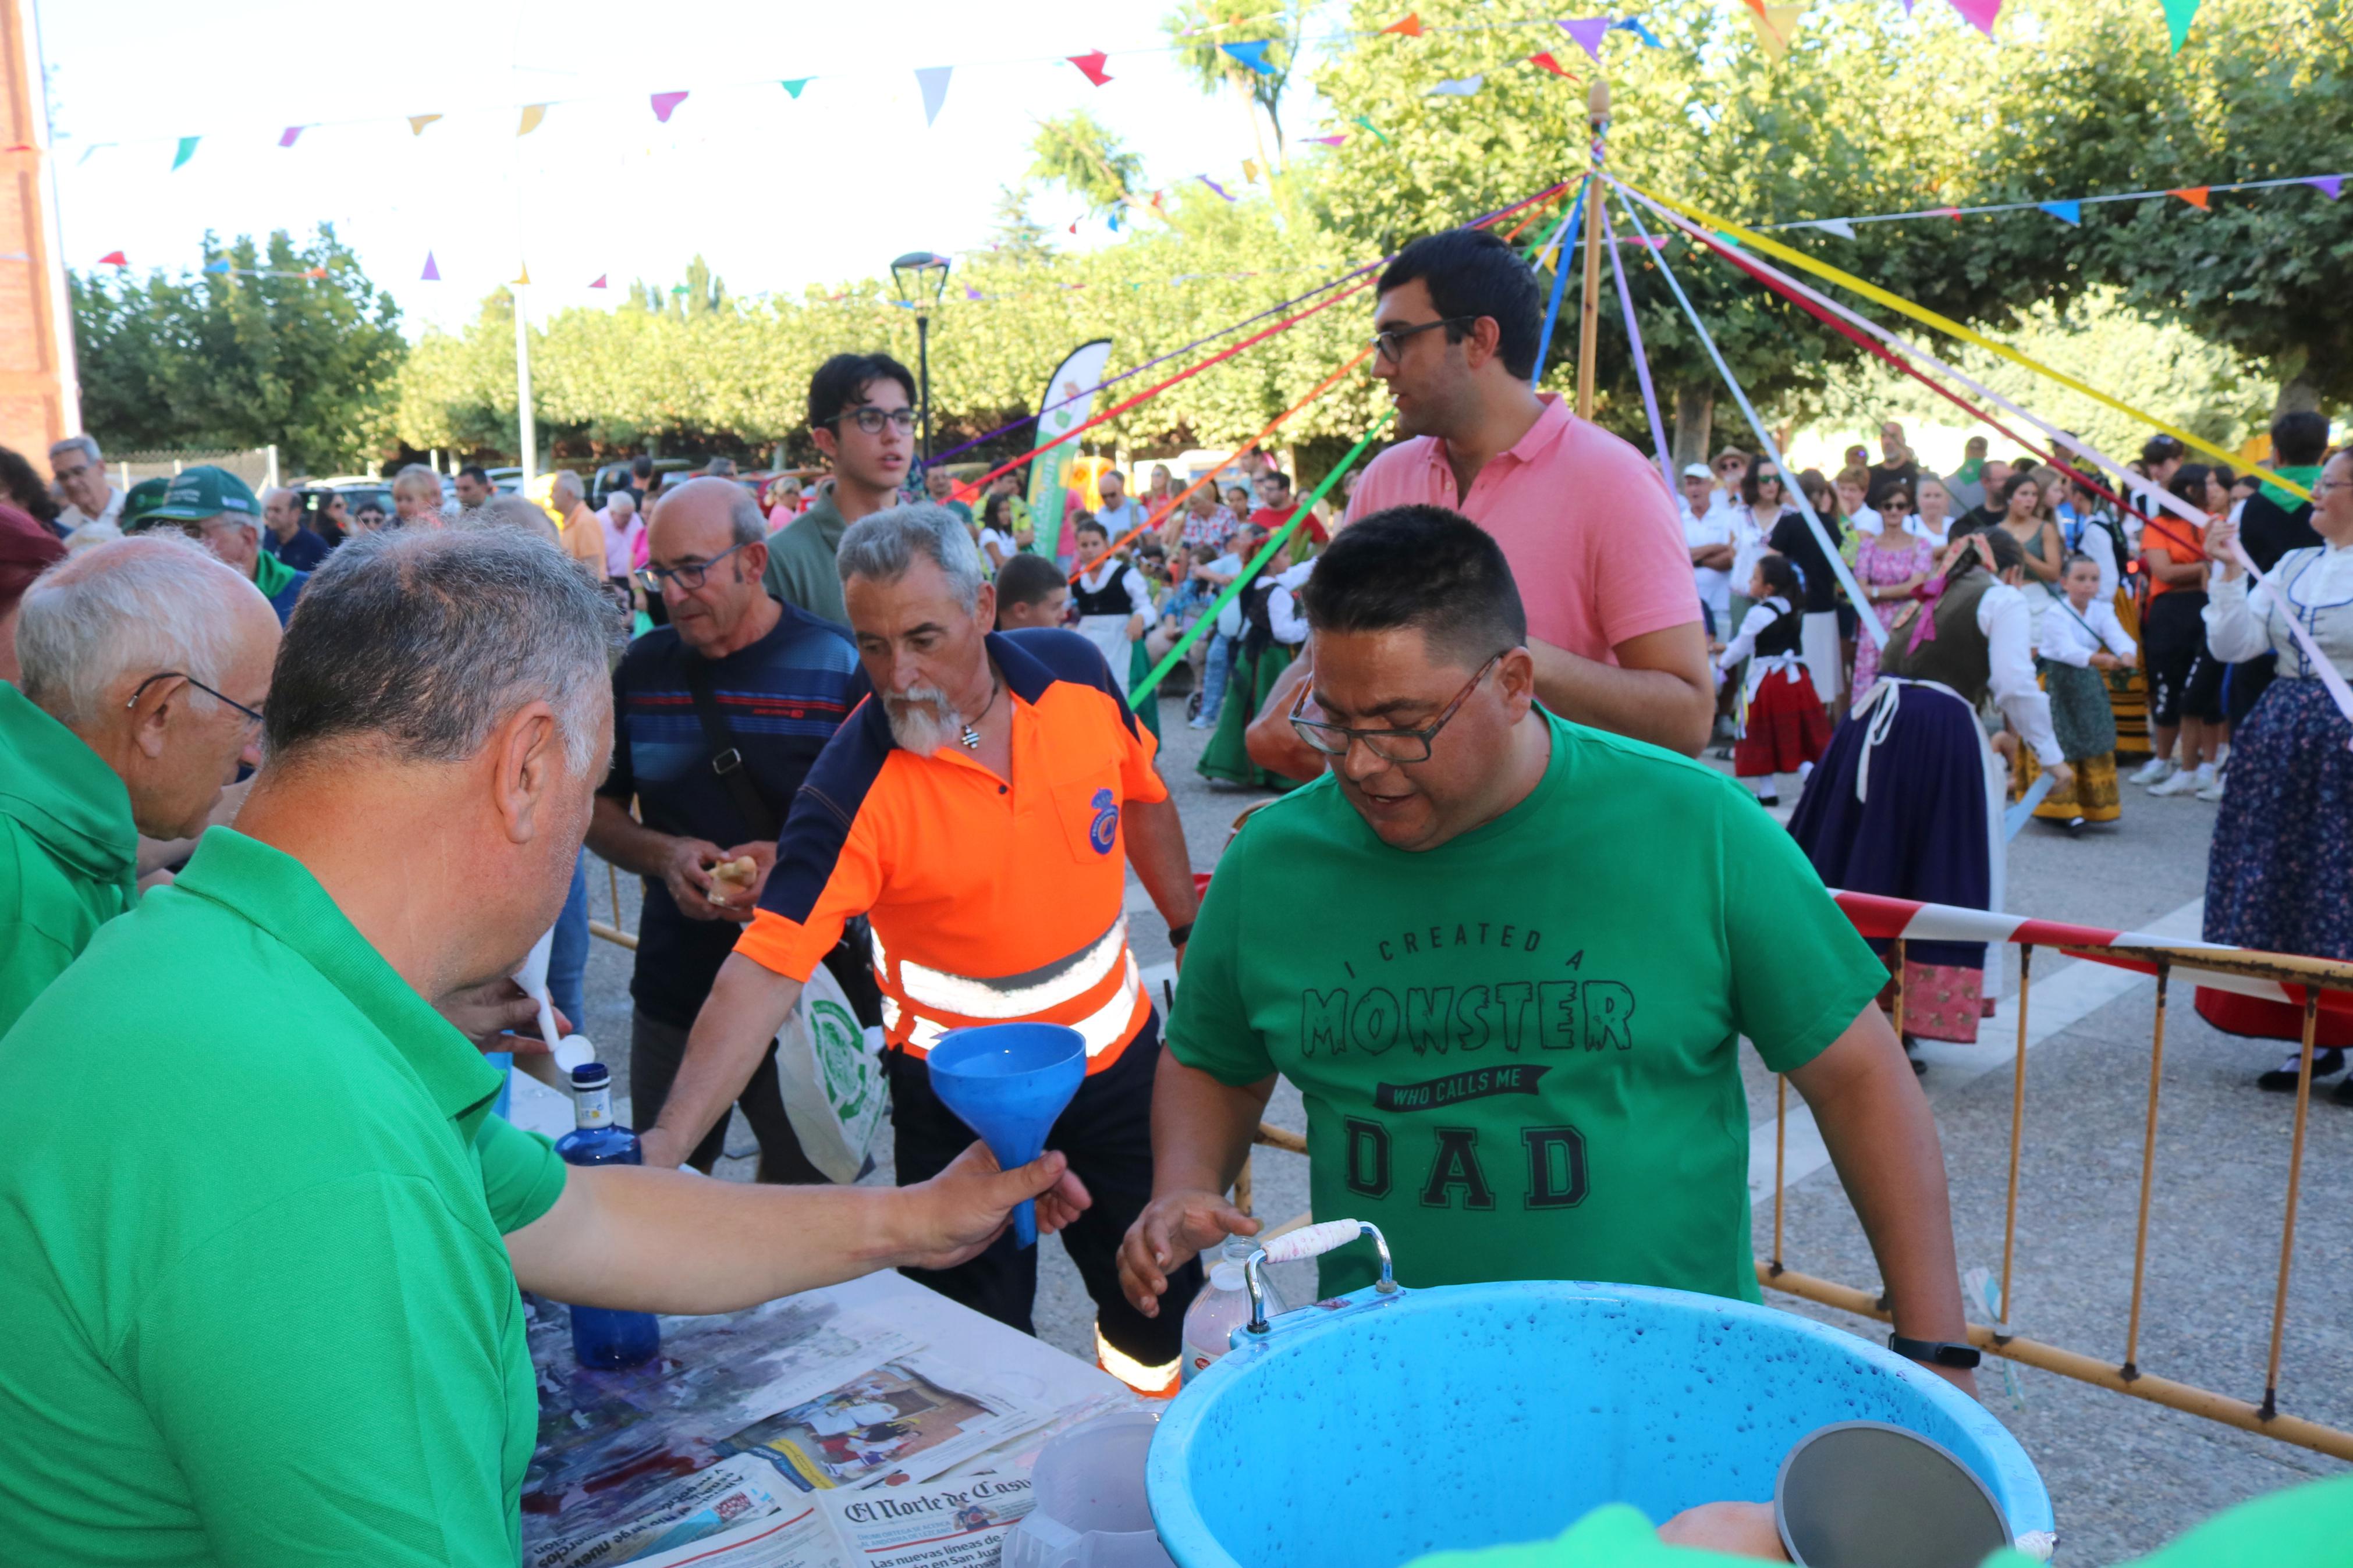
[643,503,1206,1390]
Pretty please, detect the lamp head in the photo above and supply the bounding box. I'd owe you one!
[890,251,953,311]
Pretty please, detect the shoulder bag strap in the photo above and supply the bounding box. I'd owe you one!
[683,656,782,844]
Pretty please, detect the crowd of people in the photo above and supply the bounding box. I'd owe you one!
[1,223,2349,1560]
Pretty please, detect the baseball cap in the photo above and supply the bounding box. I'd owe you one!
[139,465,260,527]
[118,477,175,532]
[1682,462,1714,480]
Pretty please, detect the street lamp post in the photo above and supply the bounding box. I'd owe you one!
[889,251,952,471]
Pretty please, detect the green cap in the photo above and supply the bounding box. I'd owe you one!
[140,465,260,527]
[119,477,175,532]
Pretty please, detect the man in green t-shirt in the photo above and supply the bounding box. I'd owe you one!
[0,527,1087,1567]
[1119,505,1976,1388]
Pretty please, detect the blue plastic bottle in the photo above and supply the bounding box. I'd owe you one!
[553,1063,661,1370]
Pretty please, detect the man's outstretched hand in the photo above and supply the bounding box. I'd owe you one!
[896,1142,1093,1272]
[1118,1190,1260,1315]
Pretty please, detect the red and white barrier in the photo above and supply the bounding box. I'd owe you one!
[1828,890,2352,1017]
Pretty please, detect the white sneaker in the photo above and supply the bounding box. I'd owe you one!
[2150,767,2202,796]
[2196,769,2227,802]
[2130,757,2173,785]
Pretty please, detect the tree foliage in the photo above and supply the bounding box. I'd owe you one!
[1028,111,1145,218]
[1162,0,1309,159]
[71,227,406,473]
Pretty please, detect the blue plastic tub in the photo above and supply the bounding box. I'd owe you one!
[1146,1279,2050,1567]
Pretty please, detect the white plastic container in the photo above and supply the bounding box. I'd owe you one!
[1179,1235,1283,1386]
[1001,1410,1172,1568]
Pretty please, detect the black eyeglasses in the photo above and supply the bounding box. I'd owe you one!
[637,537,753,593]
[834,406,919,434]
[1289,654,1500,763]
[127,671,264,727]
[1371,316,1473,365]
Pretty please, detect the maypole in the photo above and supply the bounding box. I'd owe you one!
[1574,76,1610,419]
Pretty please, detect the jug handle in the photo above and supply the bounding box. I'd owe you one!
[1018,1510,1087,1568]
[1243,1219,1394,1335]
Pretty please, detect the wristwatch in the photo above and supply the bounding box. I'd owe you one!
[1167,922,1195,947]
[1888,1333,1982,1370]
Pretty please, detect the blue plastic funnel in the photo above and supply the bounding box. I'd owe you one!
[925,1023,1087,1247]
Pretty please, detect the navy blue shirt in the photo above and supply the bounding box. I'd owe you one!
[601,606,861,1026]
[264,527,332,571]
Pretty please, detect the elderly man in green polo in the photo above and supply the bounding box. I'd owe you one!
[0,534,279,1033]
[0,527,1085,1566]
[130,464,309,624]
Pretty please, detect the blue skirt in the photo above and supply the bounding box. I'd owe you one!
[1788,681,1992,976]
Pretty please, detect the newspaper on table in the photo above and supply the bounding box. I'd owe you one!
[712,1354,1053,1492]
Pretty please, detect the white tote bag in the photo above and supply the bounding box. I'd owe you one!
[773,961,888,1183]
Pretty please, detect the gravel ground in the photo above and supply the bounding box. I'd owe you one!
[577,694,2349,1562]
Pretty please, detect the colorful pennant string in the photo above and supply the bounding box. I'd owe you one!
[1069,51,1113,86]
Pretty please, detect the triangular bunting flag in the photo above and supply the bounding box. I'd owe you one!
[1948,0,2000,36]
[420,251,441,281]
[171,136,198,170]
[1241,158,1261,183]
[1425,75,1484,96]
[1935,205,1962,219]
[964,286,984,300]
[1198,174,1235,201]
[2038,200,2082,225]
[780,78,811,98]
[1069,50,1113,86]
[519,105,547,136]
[201,259,230,274]
[650,91,688,123]
[2306,175,2344,200]
[589,275,608,289]
[278,126,304,148]
[1106,211,1120,232]
[2171,186,2210,209]
[1220,40,1275,73]
[408,114,441,137]
[1745,3,1808,59]
[1611,17,1665,47]
[1812,217,1857,239]
[1527,51,1574,76]
[1068,221,1080,234]
[1560,17,1612,59]
[1382,12,1423,35]
[914,66,953,125]
[513,264,531,286]
[2160,0,2199,51]
[303,266,326,279]
[1351,115,1393,145]
[670,283,688,296]
[98,250,127,266]
[1301,134,1348,147]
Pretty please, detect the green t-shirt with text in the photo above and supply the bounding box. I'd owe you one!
[1169,710,1885,1302]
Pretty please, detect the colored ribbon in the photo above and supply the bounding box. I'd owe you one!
[1599,200,1676,499]
[1528,179,1588,386]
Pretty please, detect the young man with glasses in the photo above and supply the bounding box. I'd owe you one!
[1120,506,1981,1396]
[1333,228,1715,758]
[764,353,919,624]
[590,479,863,1182]
[0,534,279,1034]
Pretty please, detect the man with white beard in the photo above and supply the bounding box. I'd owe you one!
[644,503,1208,1393]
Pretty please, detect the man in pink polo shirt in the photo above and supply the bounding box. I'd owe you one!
[1248,229,1712,778]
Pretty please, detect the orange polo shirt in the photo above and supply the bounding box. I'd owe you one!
[737,629,1166,1071]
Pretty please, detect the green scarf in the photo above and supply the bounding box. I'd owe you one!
[1953,457,1985,483]
[2260,463,2323,509]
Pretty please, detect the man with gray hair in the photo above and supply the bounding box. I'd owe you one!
[132,465,309,624]
[0,525,1087,1565]
[49,435,123,537]
[0,533,278,1033]
[647,502,1206,1392]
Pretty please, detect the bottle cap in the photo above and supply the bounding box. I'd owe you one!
[570,1062,611,1092]
[553,1034,597,1072]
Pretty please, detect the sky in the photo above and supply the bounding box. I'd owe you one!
[38,0,1334,337]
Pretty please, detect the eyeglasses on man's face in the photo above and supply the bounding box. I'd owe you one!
[1289,653,1501,764]
[638,536,753,593]
[127,671,264,729]
[1371,316,1474,366]
[835,405,918,435]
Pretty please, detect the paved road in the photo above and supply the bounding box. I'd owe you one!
[575,692,2348,1563]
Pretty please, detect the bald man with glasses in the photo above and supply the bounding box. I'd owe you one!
[764,351,920,624]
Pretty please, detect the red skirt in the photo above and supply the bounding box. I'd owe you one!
[1736,666,1830,777]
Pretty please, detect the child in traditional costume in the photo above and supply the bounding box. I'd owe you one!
[1712,554,1828,807]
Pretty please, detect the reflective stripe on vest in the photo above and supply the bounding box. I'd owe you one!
[872,917,1143,1060]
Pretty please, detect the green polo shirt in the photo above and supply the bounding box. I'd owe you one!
[0,828,569,1566]
[761,483,851,624]
[0,680,139,1036]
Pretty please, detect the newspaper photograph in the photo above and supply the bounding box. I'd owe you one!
[715,1357,1052,1491]
[527,1455,792,1568]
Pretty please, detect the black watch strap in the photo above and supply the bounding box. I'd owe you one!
[1888,1333,1981,1370]
[1166,922,1195,947]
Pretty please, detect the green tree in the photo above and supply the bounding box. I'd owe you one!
[1162,0,1309,169]
[1027,111,1145,219]
[1968,0,2353,417]
[71,227,406,473]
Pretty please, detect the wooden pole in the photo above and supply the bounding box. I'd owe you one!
[2261,992,2322,1419]
[1574,76,1610,419]
[2123,962,2170,1378]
